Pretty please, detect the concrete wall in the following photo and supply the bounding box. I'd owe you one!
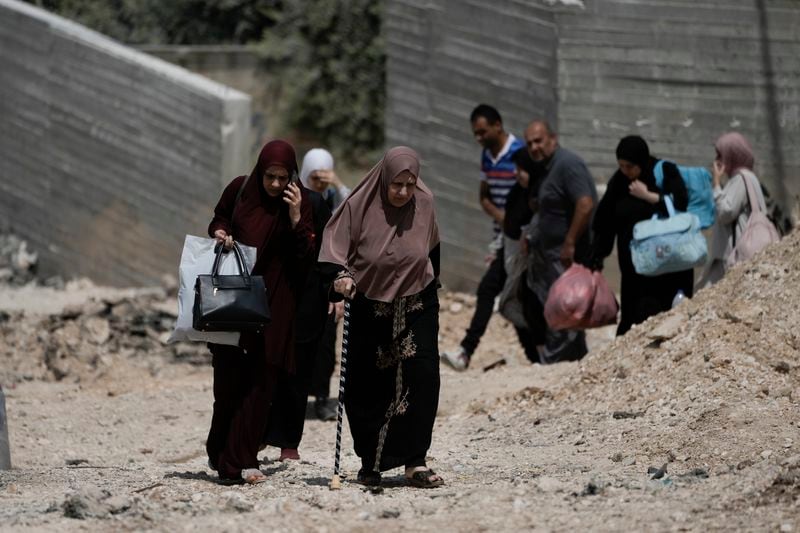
[386,0,800,291]
[0,0,251,286]
[557,0,800,203]
[386,0,558,290]
[135,45,282,156]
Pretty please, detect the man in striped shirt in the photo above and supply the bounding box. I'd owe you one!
[442,104,539,370]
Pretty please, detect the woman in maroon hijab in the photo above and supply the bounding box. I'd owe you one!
[206,140,315,484]
[320,146,444,488]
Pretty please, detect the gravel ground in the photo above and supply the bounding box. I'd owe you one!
[1,232,799,532]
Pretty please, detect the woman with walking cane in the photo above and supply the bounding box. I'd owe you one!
[320,146,444,488]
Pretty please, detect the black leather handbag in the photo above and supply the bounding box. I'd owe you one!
[193,242,270,332]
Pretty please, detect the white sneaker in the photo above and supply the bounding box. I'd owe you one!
[441,347,469,371]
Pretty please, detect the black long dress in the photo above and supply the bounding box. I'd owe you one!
[324,246,441,472]
[590,159,694,336]
[263,191,332,450]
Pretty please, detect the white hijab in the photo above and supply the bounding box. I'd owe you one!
[299,148,334,188]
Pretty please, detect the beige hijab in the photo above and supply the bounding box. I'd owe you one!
[319,147,439,302]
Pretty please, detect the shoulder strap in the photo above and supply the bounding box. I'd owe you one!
[738,170,761,214]
[731,171,761,248]
[653,160,666,190]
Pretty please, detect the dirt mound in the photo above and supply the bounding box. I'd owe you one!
[490,229,800,474]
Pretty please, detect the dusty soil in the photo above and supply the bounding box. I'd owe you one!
[1,233,799,532]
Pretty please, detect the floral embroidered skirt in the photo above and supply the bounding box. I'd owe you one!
[345,281,440,472]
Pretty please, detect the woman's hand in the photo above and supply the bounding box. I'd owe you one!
[333,275,356,299]
[316,169,342,188]
[712,159,725,187]
[213,229,234,250]
[284,182,302,228]
[629,180,659,204]
[327,300,346,322]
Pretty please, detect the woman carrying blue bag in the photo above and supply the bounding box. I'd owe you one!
[589,136,694,336]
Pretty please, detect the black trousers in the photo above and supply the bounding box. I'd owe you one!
[461,248,539,361]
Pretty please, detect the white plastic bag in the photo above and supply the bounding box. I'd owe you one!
[168,235,257,346]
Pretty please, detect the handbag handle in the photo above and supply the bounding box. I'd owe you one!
[663,194,676,217]
[211,241,251,287]
[651,194,677,220]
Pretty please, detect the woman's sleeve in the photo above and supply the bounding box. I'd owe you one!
[429,243,440,278]
[208,176,246,237]
[292,191,316,263]
[318,203,354,302]
[588,174,620,266]
[714,174,748,225]
[658,162,688,213]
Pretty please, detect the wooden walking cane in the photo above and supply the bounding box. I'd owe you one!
[329,299,351,490]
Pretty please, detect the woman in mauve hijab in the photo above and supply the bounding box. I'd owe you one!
[698,132,768,287]
[206,140,315,484]
[320,146,444,488]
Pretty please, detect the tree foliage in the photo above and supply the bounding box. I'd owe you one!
[259,0,385,164]
[26,0,282,44]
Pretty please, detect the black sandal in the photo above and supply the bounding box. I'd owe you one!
[355,468,382,487]
[407,469,444,488]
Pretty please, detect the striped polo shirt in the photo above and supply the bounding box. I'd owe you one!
[480,133,524,234]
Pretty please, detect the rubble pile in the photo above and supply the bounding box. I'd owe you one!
[0,289,208,385]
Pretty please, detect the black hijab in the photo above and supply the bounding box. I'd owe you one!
[615,135,650,169]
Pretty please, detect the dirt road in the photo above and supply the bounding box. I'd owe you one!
[1,233,799,532]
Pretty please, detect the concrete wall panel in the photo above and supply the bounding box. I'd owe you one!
[0,0,251,285]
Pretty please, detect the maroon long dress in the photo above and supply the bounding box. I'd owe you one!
[205,144,314,480]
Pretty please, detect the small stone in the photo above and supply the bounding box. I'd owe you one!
[760,450,772,460]
[105,495,131,514]
[380,509,400,519]
[84,317,111,345]
[781,455,800,468]
[647,313,684,341]
[610,452,623,463]
[773,361,791,374]
[622,457,636,467]
[448,302,463,313]
[780,524,793,533]
[224,493,253,513]
[62,489,111,519]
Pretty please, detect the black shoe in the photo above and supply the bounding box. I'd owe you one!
[314,397,337,421]
[356,468,382,487]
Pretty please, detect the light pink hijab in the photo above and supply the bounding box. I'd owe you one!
[715,132,755,177]
[319,147,439,302]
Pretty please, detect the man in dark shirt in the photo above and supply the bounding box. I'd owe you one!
[524,120,597,363]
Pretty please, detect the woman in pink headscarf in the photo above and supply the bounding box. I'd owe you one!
[699,132,767,287]
[320,146,444,489]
